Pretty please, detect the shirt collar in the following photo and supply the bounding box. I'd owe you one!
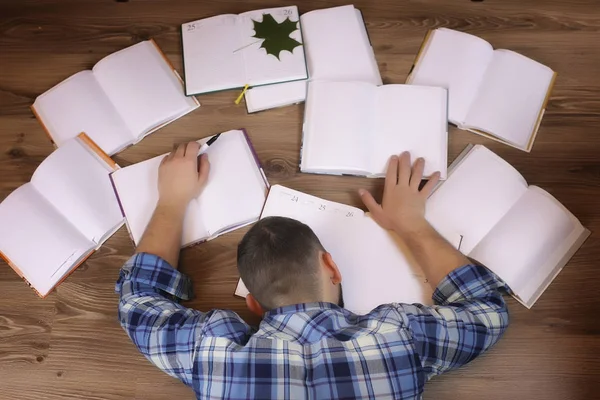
[264,302,343,317]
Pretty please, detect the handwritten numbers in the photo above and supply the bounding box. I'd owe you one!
[187,23,196,32]
[291,196,299,202]
[346,211,354,217]
[282,8,293,16]
[319,204,326,211]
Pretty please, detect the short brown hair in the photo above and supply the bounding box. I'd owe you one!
[237,217,325,310]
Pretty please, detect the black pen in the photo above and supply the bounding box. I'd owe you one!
[198,133,221,155]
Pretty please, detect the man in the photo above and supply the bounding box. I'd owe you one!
[116,142,509,400]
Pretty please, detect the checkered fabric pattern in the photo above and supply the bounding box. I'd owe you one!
[116,253,509,400]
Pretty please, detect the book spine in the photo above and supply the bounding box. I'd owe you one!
[527,71,558,152]
[47,250,95,298]
[240,128,270,188]
[406,29,433,83]
[30,105,56,146]
[77,132,118,170]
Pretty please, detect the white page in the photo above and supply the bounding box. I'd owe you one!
[372,85,448,178]
[181,15,246,94]
[409,28,494,124]
[32,71,133,156]
[425,145,528,254]
[301,81,374,174]
[110,153,207,247]
[244,6,381,113]
[464,50,554,149]
[198,130,268,235]
[239,6,307,86]
[30,138,123,244]
[469,187,579,298]
[261,186,431,314]
[0,185,94,296]
[93,41,198,136]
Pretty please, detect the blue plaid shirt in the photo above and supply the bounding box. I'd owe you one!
[116,253,508,400]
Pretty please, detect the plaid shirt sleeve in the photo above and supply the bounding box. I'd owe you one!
[115,252,251,386]
[395,264,509,379]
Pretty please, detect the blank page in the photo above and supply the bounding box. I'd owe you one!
[110,153,208,247]
[245,80,307,113]
[93,41,198,136]
[301,81,373,174]
[469,187,580,299]
[464,50,554,149]
[30,138,123,244]
[198,130,268,236]
[32,71,133,156]
[0,185,94,296]
[372,84,448,178]
[181,15,246,94]
[409,28,493,124]
[425,145,528,254]
[240,7,308,86]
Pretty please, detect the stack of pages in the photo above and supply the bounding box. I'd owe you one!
[244,5,382,112]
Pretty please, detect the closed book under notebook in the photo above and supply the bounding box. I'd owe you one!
[407,28,556,152]
[110,129,269,247]
[426,145,590,308]
[0,134,124,297]
[244,4,382,113]
[32,40,199,156]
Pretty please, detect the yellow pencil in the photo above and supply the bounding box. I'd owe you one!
[235,84,250,105]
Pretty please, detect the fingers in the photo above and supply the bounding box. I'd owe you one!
[410,158,425,190]
[420,171,441,197]
[197,154,210,184]
[185,142,200,159]
[359,188,383,213]
[175,142,187,158]
[398,152,411,186]
[385,155,399,190]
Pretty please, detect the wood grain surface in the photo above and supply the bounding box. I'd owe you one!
[1,0,599,399]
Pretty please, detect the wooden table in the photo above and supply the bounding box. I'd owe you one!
[1,0,599,398]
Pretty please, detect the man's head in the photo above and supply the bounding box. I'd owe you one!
[237,217,343,314]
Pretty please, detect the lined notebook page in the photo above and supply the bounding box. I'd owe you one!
[240,6,307,86]
[30,138,123,244]
[182,15,245,94]
[465,50,555,148]
[93,41,198,136]
[0,185,94,296]
[409,28,494,124]
[32,71,133,155]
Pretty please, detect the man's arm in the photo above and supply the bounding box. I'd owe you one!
[116,142,251,385]
[360,153,509,376]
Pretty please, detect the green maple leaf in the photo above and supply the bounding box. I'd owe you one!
[252,13,302,60]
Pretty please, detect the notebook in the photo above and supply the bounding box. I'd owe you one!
[110,129,269,247]
[234,184,435,314]
[244,4,381,113]
[32,40,200,156]
[426,145,590,308]
[0,134,124,297]
[407,28,556,152]
[301,81,448,178]
[181,6,308,95]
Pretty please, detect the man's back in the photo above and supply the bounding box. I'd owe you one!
[117,253,508,400]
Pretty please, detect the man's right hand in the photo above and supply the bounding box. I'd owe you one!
[359,152,440,237]
[158,142,210,210]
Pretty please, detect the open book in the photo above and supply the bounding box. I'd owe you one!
[110,129,269,247]
[234,185,435,314]
[301,81,448,178]
[181,6,308,95]
[426,145,590,308]
[244,4,381,113]
[407,28,556,152]
[0,134,124,297]
[32,40,200,156]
